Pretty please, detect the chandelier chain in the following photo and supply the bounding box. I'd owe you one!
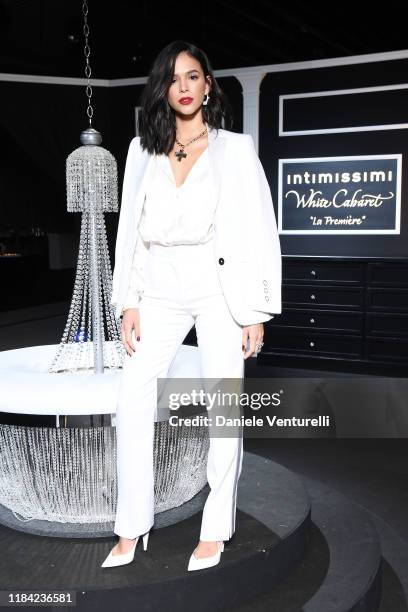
[82,0,93,126]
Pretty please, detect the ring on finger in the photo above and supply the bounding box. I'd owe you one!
[255,340,264,353]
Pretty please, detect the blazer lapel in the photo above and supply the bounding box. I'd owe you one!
[207,125,227,209]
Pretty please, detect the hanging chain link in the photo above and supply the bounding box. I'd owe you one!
[82,0,93,127]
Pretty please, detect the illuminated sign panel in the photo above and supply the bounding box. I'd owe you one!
[278,155,401,234]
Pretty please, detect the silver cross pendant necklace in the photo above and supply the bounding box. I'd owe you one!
[174,126,208,162]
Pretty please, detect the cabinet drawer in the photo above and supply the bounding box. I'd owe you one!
[283,260,364,284]
[283,285,364,309]
[268,308,363,333]
[264,329,363,358]
[367,262,408,286]
[365,337,408,362]
[366,313,408,336]
[366,288,408,311]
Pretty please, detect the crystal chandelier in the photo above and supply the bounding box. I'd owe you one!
[49,0,124,373]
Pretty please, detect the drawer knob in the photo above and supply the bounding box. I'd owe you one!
[310,318,315,323]
[310,341,315,347]
[310,294,316,300]
[311,270,316,276]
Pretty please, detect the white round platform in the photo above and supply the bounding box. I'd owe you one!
[0,343,203,420]
[0,342,210,531]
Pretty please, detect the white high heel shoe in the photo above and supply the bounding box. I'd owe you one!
[187,541,224,571]
[101,531,150,568]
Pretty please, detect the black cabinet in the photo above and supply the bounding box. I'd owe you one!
[365,262,408,365]
[259,257,408,375]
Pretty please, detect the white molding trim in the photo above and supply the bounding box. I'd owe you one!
[209,48,408,77]
[109,76,148,87]
[279,83,408,136]
[134,106,141,136]
[281,82,408,99]
[2,48,408,152]
[0,72,110,86]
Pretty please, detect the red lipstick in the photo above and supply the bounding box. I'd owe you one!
[179,97,193,104]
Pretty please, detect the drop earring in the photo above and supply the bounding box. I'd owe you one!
[202,93,210,106]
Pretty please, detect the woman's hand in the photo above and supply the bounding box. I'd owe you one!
[120,308,141,356]
[242,323,264,359]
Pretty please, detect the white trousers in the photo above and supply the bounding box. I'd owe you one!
[113,238,245,541]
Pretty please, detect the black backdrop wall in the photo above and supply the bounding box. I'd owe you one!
[0,75,242,256]
[260,57,408,258]
[2,54,408,316]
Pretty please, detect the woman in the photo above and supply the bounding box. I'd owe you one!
[102,40,281,571]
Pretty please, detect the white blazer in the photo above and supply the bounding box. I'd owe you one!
[110,126,282,326]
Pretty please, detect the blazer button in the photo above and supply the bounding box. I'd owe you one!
[218,257,224,265]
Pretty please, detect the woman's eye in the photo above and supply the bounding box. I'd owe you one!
[171,75,199,84]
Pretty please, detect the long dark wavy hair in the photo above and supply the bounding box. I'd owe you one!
[138,40,234,155]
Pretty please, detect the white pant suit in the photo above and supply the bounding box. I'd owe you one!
[114,147,245,541]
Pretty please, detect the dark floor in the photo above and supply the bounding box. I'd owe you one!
[1,301,408,608]
[245,357,408,607]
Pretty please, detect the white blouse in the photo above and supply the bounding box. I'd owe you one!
[122,147,217,310]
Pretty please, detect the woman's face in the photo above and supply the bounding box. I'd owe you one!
[167,51,211,117]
